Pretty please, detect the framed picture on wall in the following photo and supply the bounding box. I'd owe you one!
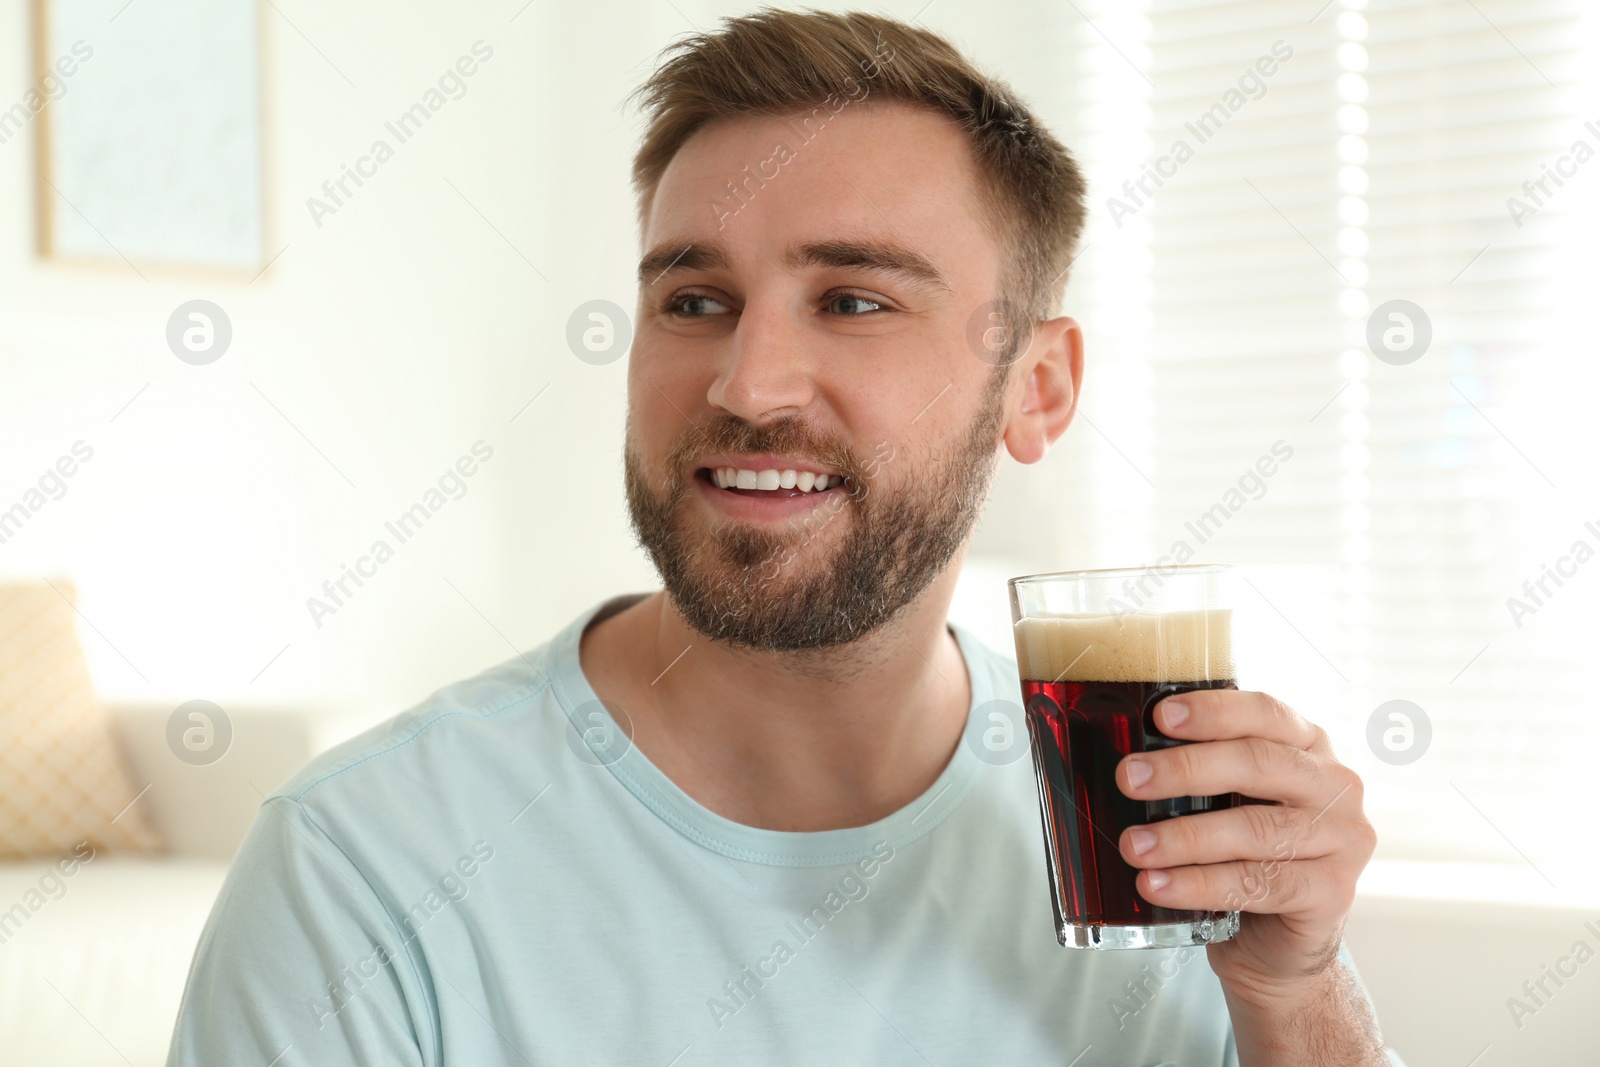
[31,0,269,278]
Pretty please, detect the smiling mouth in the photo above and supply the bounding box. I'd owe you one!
[697,466,849,496]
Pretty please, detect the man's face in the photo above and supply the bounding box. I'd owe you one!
[625,100,1013,653]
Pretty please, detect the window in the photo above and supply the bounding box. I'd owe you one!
[962,0,1597,880]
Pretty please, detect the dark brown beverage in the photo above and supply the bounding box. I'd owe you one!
[1021,677,1238,929]
[1014,610,1237,941]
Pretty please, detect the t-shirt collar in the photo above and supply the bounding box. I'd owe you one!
[545,594,994,867]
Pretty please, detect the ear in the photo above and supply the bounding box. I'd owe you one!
[1002,315,1082,465]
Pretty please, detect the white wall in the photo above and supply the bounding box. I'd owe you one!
[0,1,653,719]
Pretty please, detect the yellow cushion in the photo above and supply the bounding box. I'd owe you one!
[0,580,165,857]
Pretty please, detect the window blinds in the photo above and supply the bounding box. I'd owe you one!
[1056,0,1596,872]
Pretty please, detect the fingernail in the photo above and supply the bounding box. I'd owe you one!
[1146,869,1170,891]
[1126,759,1152,788]
[1163,700,1188,728]
[1129,828,1156,855]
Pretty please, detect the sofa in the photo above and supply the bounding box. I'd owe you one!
[0,703,339,1067]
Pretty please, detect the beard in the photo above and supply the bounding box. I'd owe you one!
[623,369,1008,652]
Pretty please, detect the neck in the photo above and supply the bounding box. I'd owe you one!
[578,569,972,832]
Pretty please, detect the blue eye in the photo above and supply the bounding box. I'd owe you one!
[829,294,882,315]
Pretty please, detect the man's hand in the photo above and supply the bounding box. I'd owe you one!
[1115,689,1389,1065]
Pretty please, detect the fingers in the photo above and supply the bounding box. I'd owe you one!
[1154,688,1330,755]
[1117,801,1338,871]
[1119,736,1351,810]
[1134,855,1358,920]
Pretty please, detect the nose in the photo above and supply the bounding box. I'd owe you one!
[704,297,817,423]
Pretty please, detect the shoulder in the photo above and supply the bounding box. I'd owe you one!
[257,594,642,835]
[272,646,559,808]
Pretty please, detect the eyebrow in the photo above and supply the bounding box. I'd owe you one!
[790,239,952,292]
[637,241,724,286]
[637,237,951,292]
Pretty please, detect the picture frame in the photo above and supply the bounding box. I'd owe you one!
[30,0,271,279]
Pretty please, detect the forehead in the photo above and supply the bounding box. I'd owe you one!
[642,100,999,286]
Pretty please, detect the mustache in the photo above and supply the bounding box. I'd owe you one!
[666,414,863,483]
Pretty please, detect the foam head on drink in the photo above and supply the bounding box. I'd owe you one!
[1013,609,1232,685]
[1012,610,1237,934]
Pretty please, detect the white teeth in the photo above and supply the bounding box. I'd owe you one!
[711,465,840,493]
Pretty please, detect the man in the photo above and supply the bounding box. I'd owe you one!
[169,9,1400,1065]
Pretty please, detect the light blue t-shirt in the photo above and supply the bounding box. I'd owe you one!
[167,593,1394,1066]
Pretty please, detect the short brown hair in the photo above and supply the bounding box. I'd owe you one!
[629,7,1088,325]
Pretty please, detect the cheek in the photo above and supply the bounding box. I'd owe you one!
[628,361,698,443]
[849,438,916,504]
[631,327,720,402]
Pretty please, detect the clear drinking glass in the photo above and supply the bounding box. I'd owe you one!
[1008,563,1242,950]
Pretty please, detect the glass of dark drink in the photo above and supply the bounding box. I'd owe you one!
[1008,564,1241,950]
